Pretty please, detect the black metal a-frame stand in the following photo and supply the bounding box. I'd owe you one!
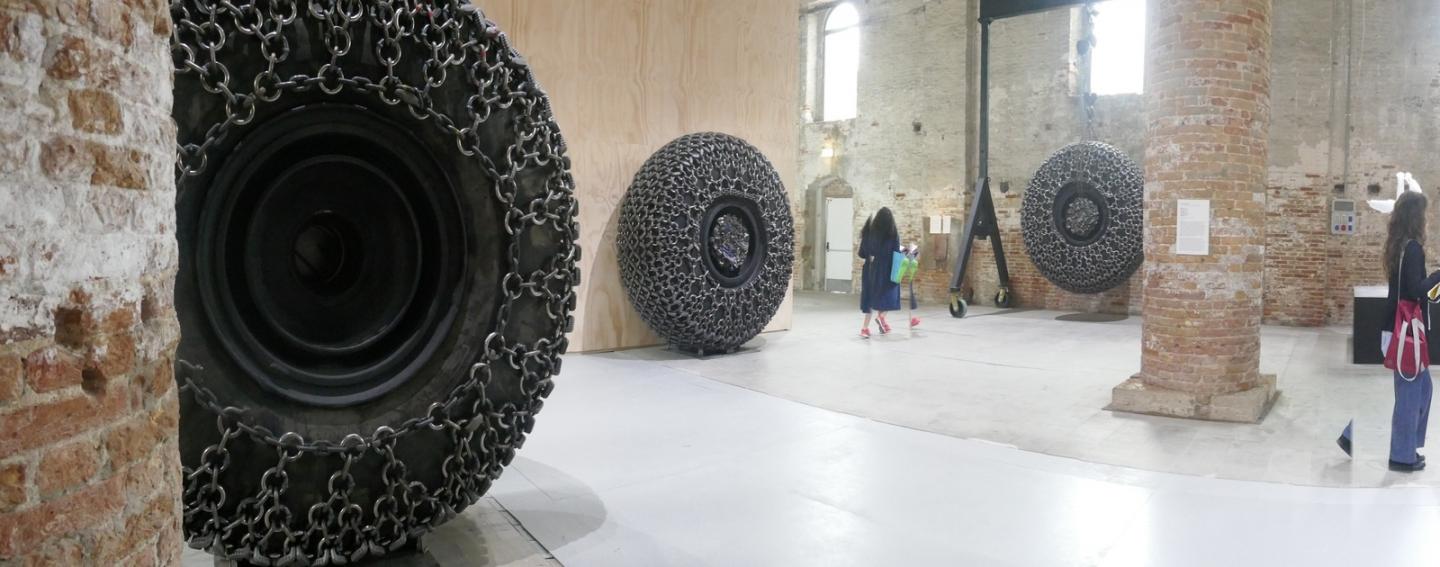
[948,0,1091,318]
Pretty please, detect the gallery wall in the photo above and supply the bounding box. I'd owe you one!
[481,0,801,352]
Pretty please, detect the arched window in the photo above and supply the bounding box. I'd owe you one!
[821,3,860,122]
[1088,0,1145,95]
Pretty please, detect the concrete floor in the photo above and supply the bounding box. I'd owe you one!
[184,290,1432,566]
[605,292,1428,488]
[493,347,1440,567]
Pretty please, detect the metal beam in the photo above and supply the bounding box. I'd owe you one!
[981,0,1089,21]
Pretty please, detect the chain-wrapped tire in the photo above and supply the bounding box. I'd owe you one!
[1020,141,1143,294]
[171,2,578,564]
[617,133,794,354]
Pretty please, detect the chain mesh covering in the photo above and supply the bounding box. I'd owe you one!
[617,133,794,354]
[170,1,578,563]
[1020,141,1143,294]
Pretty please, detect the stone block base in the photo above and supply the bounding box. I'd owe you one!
[1107,374,1278,423]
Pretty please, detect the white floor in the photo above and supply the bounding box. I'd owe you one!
[602,292,1425,488]
[491,352,1440,567]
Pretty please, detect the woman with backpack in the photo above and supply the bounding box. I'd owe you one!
[1340,191,1440,472]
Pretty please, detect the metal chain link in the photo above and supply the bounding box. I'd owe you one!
[616,133,794,355]
[171,1,578,564]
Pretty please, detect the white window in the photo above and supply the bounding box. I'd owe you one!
[821,3,860,122]
[1089,0,1146,95]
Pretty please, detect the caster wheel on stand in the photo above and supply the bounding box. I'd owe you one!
[949,295,968,319]
[995,288,1014,309]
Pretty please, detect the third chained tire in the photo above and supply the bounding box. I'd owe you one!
[1020,141,1143,294]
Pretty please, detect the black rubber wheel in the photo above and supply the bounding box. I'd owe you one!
[995,289,1014,309]
[1020,142,1143,294]
[949,296,968,319]
[171,3,577,563]
[617,133,794,354]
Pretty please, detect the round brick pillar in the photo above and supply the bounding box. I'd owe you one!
[1109,0,1277,422]
[0,1,183,565]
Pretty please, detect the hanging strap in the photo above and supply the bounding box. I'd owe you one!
[1399,315,1423,382]
[1398,240,1424,381]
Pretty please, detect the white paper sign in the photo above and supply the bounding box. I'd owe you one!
[1176,199,1210,256]
[941,216,952,234]
[929,215,943,234]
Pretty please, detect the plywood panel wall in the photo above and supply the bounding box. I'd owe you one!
[480,0,800,352]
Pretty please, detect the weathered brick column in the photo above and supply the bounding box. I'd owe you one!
[0,1,183,564]
[1109,0,1277,422]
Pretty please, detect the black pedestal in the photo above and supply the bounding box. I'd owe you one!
[1354,293,1385,364]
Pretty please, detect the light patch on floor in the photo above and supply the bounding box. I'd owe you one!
[600,291,1422,488]
[492,348,1440,566]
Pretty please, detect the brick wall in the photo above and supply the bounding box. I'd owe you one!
[0,1,182,565]
[794,0,1440,327]
[795,0,971,304]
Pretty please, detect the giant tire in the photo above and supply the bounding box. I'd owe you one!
[171,2,577,564]
[617,133,794,354]
[1019,141,1143,294]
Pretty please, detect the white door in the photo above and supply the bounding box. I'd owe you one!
[825,198,854,283]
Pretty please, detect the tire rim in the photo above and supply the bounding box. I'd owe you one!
[1052,181,1110,246]
[699,196,768,288]
[196,104,466,407]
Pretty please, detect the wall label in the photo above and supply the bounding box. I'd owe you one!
[1176,199,1210,256]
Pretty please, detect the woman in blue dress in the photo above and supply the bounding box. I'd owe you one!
[858,207,901,338]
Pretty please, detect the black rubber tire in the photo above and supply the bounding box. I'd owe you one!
[995,289,1014,309]
[1019,141,1143,294]
[617,133,794,354]
[171,3,576,562]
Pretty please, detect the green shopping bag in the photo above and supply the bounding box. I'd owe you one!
[890,251,917,284]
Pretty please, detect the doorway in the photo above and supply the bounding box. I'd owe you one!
[824,197,853,292]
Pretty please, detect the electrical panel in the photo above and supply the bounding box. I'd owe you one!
[1332,199,1356,236]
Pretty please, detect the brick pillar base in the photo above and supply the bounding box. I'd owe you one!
[1108,0,1278,423]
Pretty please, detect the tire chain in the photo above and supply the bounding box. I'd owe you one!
[171,1,578,564]
[1020,141,1143,294]
[616,133,794,355]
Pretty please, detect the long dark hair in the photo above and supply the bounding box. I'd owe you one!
[871,207,898,244]
[1385,191,1429,277]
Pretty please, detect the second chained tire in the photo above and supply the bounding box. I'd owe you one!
[617,133,795,354]
[171,3,577,564]
[1020,141,1143,294]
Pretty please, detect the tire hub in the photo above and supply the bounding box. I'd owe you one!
[1053,181,1110,246]
[198,105,466,407]
[700,197,767,288]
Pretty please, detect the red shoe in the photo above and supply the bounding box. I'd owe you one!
[878,320,892,334]
[910,317,921,328]
[860,328,871,339]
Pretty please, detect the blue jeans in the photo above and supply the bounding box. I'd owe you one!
[1391,368,1434,464]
